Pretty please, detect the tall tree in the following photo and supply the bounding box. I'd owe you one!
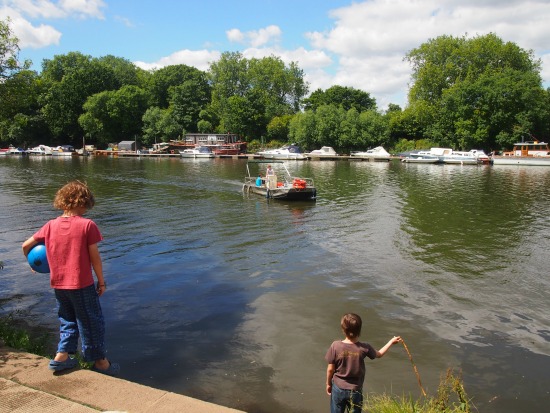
[209,52,308,140]
[0,18,30,80]
[41,53,120,144]
[304,85,377,112]
[405,33,548,149]
[148,64,209,108]
[79,85,149,147]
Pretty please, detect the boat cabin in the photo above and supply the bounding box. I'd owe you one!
[504,141,550,157]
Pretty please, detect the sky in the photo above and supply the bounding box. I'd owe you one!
[2,0,550,109]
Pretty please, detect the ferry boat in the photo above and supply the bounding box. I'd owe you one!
[242,160,316,201]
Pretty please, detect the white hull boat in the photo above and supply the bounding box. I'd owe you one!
[179,146,215,158]
[258,144,308,160]
[350,146,391,161]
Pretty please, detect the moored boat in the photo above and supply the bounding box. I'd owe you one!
[179,146,215,158]
[242,160,316,201]
[350,146,391,161]
[306,146,339,158]
[401,154,440,164]
[51,145,77,156]
[258,144,308,160]
[28,145,53,156]
[440,151,481,165]
[5,145,28,155]
[492,141,550,166]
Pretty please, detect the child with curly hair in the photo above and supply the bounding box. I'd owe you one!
[22,180,119,376]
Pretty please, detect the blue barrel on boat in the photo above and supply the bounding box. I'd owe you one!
[256,176,262,186]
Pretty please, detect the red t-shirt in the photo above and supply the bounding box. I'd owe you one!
[325,340,377,390]
[33,216,103,289]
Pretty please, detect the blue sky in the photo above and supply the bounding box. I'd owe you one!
[3,0,550,109]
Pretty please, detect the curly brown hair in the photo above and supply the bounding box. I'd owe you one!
[53,180,95,211]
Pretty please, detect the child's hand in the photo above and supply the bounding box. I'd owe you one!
[326,383,332,395]
[391,336,402,344]
[96,282,107,296]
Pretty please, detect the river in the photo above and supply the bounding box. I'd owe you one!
[1,155,549,412]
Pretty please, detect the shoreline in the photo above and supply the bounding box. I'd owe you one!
[0,345,246,413]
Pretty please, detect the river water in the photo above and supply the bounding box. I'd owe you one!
[1,155,549,412]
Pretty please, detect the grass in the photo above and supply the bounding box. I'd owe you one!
[0,310,52,357]
[0,308,95,370]
[363,369,474,413]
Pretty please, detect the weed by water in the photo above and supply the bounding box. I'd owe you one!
[363,368,475,413]
[0,311,51,357]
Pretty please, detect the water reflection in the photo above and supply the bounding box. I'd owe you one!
[1,156,549,413]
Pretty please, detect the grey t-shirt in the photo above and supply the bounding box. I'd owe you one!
[325,340,377,390]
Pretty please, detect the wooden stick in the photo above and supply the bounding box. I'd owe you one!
[401,339,427,397]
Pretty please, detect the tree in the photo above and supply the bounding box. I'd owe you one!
[0,69,46,145]
[304,85,377,112]
[0,18,30,80]
[169,77,211,132]
[141,106,181,145]
[41,53,120,144]
[97,55,146,88]
[79,85,149,147]
[209,52,308,140]
[148,64,209,108]
[405,33,548,150]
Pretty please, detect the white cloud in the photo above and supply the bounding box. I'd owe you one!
[227,25,282,48]
[304,0,550,108]
[1,0,106,49]
[134,49,221,72]
[58,0,106,19]
[5,0,105,19]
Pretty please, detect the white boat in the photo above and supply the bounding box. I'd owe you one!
[179,146,215,158]
[242,160,316,201]
[401,154,440,164]
[28,145,53,156]
[306,146,339,158]
[5,146,27,155]
[51,145,77,157]
[350,146,391,161]
[441,151,481,165]
[492,141,550,166]
[258,144,308,160]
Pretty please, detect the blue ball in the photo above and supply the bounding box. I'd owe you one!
[27,243,50,273]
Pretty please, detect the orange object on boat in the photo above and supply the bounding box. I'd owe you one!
[292,178,307,189]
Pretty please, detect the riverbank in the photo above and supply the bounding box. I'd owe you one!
[0,345,245,413]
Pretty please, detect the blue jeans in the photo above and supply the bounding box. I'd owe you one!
[55,284,106,362]
[330,383,363,413]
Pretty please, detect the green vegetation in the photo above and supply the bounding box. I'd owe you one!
[0,310,51,357]
[363,369,473,413]
[1,18,549,154]
[0,308,92,369]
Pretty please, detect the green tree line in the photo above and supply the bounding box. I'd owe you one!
[1,18,549,153]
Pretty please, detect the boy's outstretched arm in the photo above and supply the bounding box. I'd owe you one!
[326,363,335,395]
[376,336,402,358]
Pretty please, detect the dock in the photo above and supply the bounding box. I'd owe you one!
[92,150,396,162]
